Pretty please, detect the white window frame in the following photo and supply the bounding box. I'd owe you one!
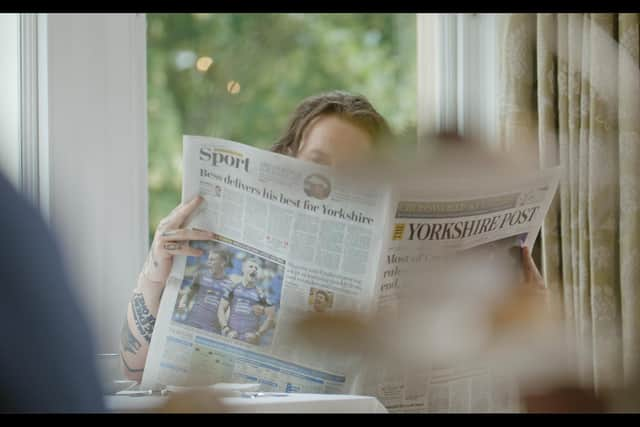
[417,13,500,145]
[0,14,21,188]
[24,13,149,354]
[21,14,40,206]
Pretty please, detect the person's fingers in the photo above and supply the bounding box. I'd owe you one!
[521,246,533,281]
[521,246,545,290]
[161,241,204,257]
[159,228,215,242]
[157,202,186,229]
[521,246,540,280]
[166,196,204,228]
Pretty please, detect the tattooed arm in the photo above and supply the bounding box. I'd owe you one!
[119,270,163,382]
[119,196,213,381]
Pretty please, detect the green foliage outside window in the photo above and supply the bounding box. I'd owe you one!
[147,13,417,240]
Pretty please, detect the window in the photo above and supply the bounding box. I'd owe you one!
[146,13,418,239]
[27,13,499,355]
[0,14,20,188]
[33,14,148,354]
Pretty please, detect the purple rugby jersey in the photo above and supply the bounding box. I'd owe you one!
[183,268,233,333]
[225,283,272,341]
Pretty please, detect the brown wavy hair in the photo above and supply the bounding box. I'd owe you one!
[271,90,392,157]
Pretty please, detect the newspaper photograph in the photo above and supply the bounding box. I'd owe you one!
[171,236,284,348]
[141,135,560,412]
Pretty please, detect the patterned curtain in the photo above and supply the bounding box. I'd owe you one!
[499,13,640,392]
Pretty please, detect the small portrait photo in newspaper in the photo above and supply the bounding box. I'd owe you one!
[308,287,335,313]
[172,237,284,347]
[303,173,331,200]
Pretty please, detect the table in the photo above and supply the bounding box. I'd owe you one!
[105,393,388,413]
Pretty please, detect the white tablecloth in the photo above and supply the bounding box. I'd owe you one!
[105,393,388,413]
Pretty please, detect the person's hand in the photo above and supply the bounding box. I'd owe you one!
[520,246,550,310]
[142,196,215,285]
[522,385,606,413]
[488,245,552,335]
[521,246,545,292]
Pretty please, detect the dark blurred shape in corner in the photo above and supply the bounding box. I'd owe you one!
[0,172,105,413]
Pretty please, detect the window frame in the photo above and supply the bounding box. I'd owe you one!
[20,14,40,206]
[32,13,149,354]
[0,14,21,188]
[417,13,500,144]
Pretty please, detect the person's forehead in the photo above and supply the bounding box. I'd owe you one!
[300,115,372,153]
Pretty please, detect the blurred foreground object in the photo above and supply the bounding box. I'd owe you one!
[107,386,387,413]
[156,387,228,413]
[0,173,105,412]
[290,134,578,412]
[522,386,606,413]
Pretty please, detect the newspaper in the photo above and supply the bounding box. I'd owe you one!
[141,135,560,412]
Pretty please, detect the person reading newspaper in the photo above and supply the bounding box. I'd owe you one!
[120,91,546,398]
[119,90,396,380]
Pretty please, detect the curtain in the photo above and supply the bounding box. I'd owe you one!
[499,13,640,392]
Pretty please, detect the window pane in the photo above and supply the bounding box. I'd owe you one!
[0,13,21,188]
[147,13,417,238]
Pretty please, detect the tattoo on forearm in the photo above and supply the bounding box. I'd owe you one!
[150,251,158,268]
[163,242,183,251]
[120,351,144,373]
[132,291,156,343]
[121,318,142,355]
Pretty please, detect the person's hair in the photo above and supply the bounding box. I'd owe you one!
[208,249,232,268]
[271,90,392,157]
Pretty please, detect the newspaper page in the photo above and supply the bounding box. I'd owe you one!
[141,134,560,412]
[364,167,561,412]
[141,136,393,394]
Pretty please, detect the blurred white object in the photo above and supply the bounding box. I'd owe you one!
[106,380,138,395]
[165,382,261,397]
[105,392,387,413]
[211,382,262,395]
